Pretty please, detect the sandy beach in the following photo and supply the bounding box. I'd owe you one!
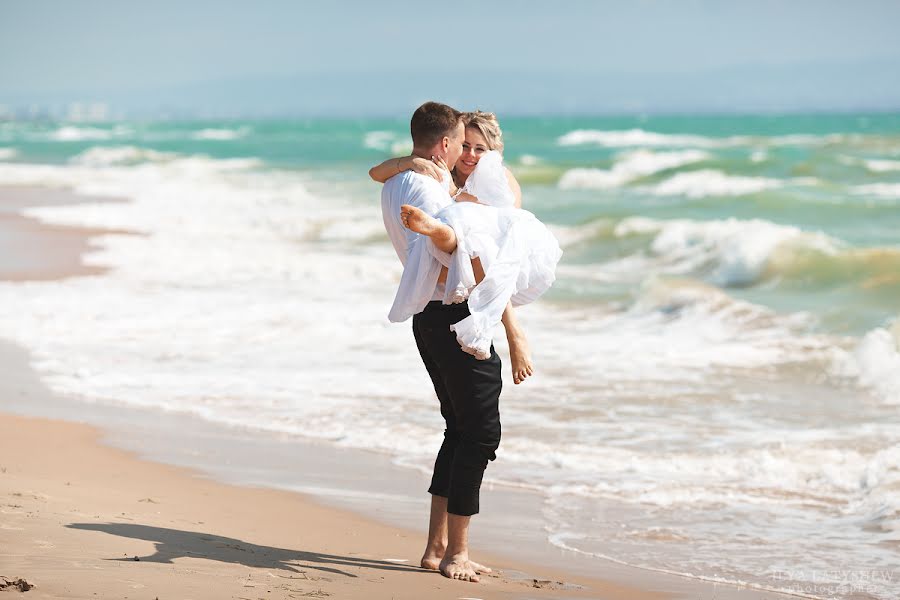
[0,185,805,599]
[2,410,626,599]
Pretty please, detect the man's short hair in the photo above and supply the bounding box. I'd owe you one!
[410,101,463,148]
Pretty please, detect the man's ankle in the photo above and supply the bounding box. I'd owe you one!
[443,547,469,561]
[444,539,469,557]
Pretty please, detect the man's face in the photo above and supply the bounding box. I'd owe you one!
[443,120,465,170]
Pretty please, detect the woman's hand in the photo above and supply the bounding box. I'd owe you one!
[370,155,441,184]
[432,156,458,195]
[407,156,444,182]
[432,155,450,173]
[455,191,481,204]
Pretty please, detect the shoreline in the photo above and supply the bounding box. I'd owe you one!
[0,183,802,599]
[0,185,131,281]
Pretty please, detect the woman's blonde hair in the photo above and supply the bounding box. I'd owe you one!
[462,111,504,154]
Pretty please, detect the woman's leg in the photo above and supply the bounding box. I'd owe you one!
[501,303,534,385]
[401,205,457,254]
[471,258,534,385]
[404,211,535,383]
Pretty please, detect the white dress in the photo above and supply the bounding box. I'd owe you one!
[441,151,563,359]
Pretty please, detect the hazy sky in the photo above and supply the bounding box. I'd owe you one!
[2,0,900,115]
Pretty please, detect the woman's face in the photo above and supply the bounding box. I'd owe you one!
[456,127,490,178]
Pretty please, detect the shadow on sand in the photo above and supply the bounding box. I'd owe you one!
[67,522,427,578]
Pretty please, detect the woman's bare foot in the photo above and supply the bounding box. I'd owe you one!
[507,329,534,385]
[401,204,442,236]
[400,205,457,253]
[511,348,534,384]
[439,553,480,582]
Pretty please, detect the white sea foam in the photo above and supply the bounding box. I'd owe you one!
[852,183,900,200]
[863,158,900,172]
[839,155,900,174]
[547,219,616,249]
[534,407,900,600]
[837,320,900,405]
[610,216,840,287]
[363,130,393,150]
[70,145,178,166]
[557,128,726,148]
[768,133,844,146]
[557,129,842,149]
[191,127,249,140]
[49,126,115,141]
[363,130,411,155]
[558,149,709,189]
[390,140,412,155]
[0,148,17,160]
[854,443,900,530]
[531,442,874,506]
[647,169,782,198]
[572,278,822,371]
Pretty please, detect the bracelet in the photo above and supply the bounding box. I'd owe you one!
[397,157,403,174]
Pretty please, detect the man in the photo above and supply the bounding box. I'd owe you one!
[380,101,502,583]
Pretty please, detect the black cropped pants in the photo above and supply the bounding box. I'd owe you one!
[412,300,502,517]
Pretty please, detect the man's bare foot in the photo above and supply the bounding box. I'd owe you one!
[400,204,443,236]
[420,547,443,571]
[421,549,491,574]
[439,553,480,582]
[469,559,492,574]
[508,330,534,385]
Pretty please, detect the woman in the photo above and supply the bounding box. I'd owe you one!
[369,112,561,385]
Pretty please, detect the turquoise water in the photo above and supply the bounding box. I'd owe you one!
[1,114,899,599]
[0,114,900,334]
[3,113,898,336]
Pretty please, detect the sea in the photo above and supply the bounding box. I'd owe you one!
[0,113,898,599]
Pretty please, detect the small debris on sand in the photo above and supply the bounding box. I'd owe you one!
[0,576,34,591]
[530,578,583,590]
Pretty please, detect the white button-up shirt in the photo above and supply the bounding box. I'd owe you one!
[381,170,453,321]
